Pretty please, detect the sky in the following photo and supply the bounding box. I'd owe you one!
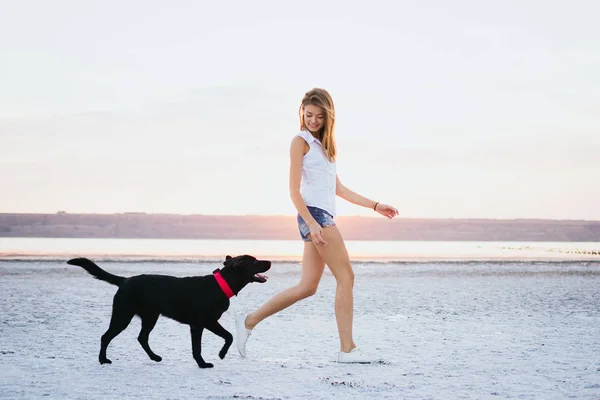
[1,0,599,219]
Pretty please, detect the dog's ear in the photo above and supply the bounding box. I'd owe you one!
[226,255,232,261]
[224,255,233,266]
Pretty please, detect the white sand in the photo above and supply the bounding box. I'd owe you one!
[1,260,599,399]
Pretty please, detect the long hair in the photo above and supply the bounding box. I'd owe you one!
[299,88,336,162]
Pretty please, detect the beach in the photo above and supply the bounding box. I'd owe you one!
[1,259,599,399]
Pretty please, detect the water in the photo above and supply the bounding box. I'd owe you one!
[1,237,599,262]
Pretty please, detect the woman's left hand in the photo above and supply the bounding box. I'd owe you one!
[375,203,399,219]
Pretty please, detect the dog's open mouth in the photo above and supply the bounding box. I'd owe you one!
[252,260,271,283]
[253,273,268,283]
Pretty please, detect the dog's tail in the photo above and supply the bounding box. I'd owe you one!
[67,257,125,286]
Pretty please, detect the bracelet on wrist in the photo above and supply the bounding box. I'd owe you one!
[373,202,379,211]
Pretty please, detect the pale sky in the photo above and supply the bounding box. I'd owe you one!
[1,0,599,219]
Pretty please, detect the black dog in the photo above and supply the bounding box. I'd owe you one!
[67,255,271,368]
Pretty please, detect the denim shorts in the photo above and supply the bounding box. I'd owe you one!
[297,206,336,242]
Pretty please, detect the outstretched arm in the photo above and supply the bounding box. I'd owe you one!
[336,175,399,219]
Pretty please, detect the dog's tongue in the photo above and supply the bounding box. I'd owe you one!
[256,274,268,280]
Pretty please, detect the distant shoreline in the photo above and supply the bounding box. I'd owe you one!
[1,212,600,241]
[2,237,600,263]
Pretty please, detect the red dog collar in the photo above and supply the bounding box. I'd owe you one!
[213,270,235,298]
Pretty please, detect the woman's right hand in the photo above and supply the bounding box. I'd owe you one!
[308,221,327,246]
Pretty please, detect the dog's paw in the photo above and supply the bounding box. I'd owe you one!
[99,358,112,365]
[198,362,214,368]
[219,350,227,360]
[151,355,162,362]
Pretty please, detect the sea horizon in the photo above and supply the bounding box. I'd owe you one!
[1,237,599,263]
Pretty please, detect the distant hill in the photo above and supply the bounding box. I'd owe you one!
[1,213,599,241]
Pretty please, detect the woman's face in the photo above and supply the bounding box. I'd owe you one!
[303,104,325,134]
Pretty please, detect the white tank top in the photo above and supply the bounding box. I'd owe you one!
[297,130,337,217]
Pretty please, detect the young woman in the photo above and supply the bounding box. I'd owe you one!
[235,88,399,363]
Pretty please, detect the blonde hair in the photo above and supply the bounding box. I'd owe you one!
[299,88,336,162]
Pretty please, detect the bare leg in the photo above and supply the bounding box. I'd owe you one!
[313,226,356,352]
[245,241,325,329]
